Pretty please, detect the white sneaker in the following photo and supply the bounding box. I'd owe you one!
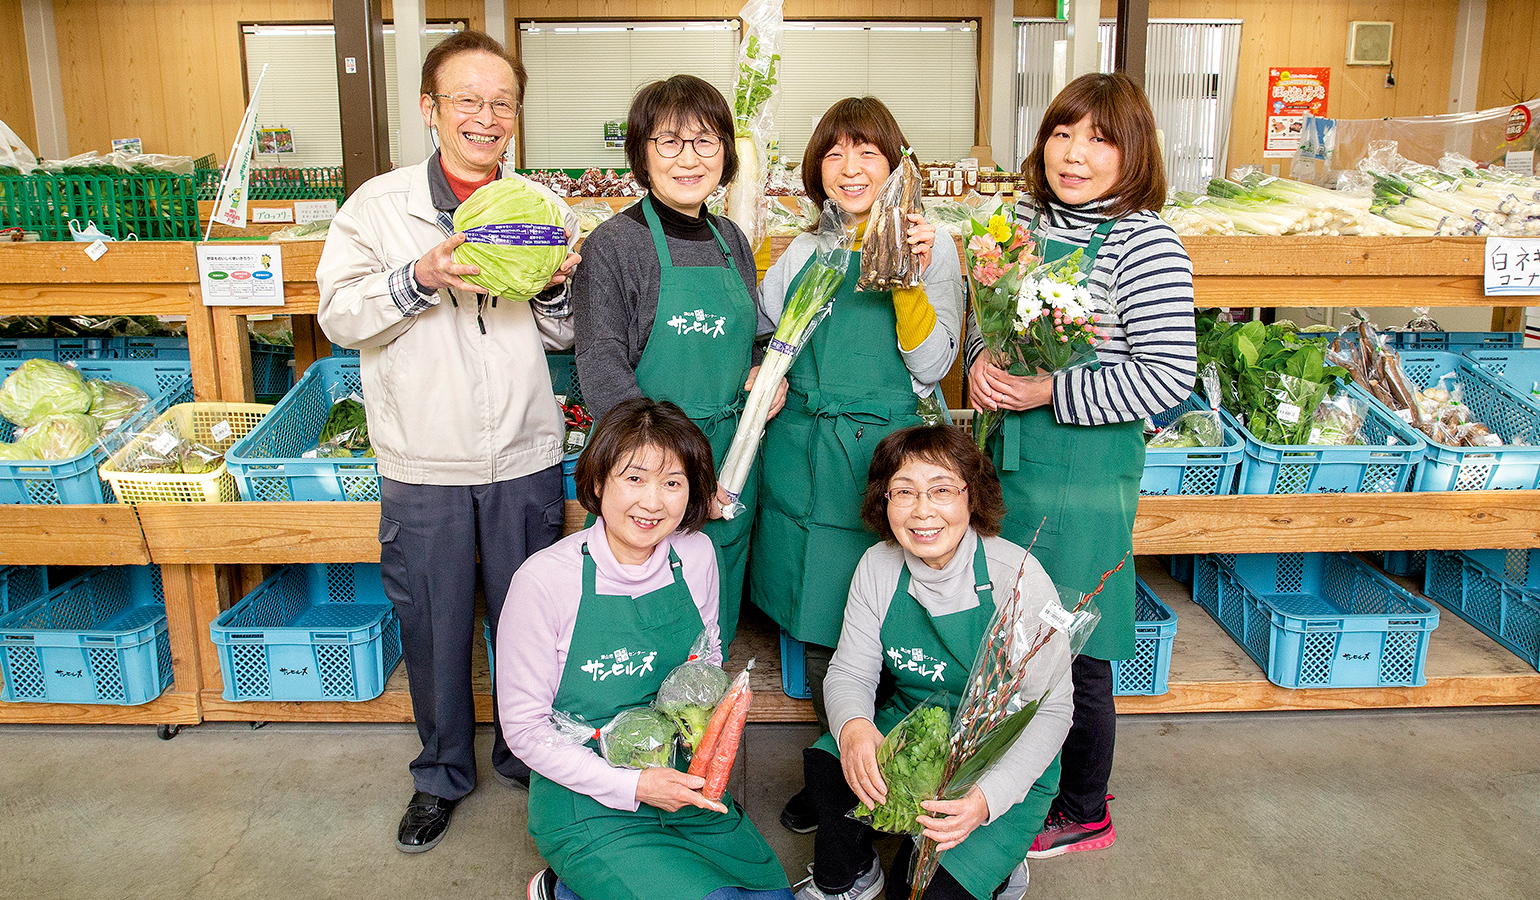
[792,855,885,900]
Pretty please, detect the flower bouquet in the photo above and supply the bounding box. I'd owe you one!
[967,206,1104,449]
[905,549,1129,900]
[718,200,854,519]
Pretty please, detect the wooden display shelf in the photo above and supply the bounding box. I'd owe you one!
[0,505,149,565]
[0,691,201,725]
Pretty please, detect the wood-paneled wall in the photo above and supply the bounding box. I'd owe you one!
[1478,0,1540,110]
[51,0,482,160]
[0,0,37,151]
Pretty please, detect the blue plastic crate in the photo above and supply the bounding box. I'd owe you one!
[1423,548,1540,671]
[1141,393,1243,496]
[547,350,583,405]
[226,357,378,501]
[1392,331,1523,352]
[1464,349,1540,412]
[1111,578,1178,696]
[1361,549,1427,579]
[1165,554,1194,584]
[0,359,193,504]
[1395,351,1540,491]
[0,565,171,705]
[1192,552,1438,689]
[0,565,48,617]
[111,335,294,396]
[210,563,400,702]
[0,337,110,361]
[1223,384,1426,494]
[110,335,189,360]
[330,343,359,358]
[779,629,811,700]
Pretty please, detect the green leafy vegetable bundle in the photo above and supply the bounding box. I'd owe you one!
[1196,314,1352,445]
[853,703,952,835]
[451,179,568,301]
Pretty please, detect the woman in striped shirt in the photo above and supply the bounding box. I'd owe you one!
[966,72,1196,858]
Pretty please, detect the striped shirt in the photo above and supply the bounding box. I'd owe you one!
[966,196,1196,426]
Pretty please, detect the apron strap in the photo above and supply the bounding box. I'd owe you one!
[1000,411,1023,472]
[1082,219,1116,264]
[971,537,994,598]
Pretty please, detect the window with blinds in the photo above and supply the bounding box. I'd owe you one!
[518,22,738,169]
[241,22,463,168]
[778,22,978,166]
[1014,19,1242,194]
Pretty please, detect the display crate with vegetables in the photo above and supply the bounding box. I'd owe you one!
[1423,548,1540,671]
[0,358,192,504]
[0,169,200,241]
[0,337,110,361]
[1141,392,1244,496]
[99,402,272,503]
[1192,552,1438,689]
[1111,579,1178,696]
[226,358,379,502]
[0,565,172,705]
[1391,351,1540,491]
[210,563,400,702]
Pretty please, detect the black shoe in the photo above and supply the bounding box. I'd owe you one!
[780,788,818,834]
[396,791,458,853]
[528,867,559,900]
[494,768,531,790]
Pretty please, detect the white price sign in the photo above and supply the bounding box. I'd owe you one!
[252,206,294,224]
[1484,237,1540,296]
[293,200,338,224]
[197,245,285,307]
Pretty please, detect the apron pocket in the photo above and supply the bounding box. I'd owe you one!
[760,410,814,519]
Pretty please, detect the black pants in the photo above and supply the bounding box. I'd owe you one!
[804,748,999,900]
[1050,655,1115,823]
[379,468,565,801]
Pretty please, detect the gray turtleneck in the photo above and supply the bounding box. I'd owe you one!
[823,530,1074,825]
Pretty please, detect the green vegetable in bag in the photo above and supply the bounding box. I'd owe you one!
[87,379,151,425]
[451,179,569,301]
[0,442,33,460]
[599,708,679,770]
[318,398,369,450]
[853,703,952,835]
[20,413,101,460]
[0,359,93,427]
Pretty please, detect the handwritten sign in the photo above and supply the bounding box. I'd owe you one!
[1484,237,1540,296]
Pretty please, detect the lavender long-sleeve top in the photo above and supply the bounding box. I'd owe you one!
[496,520,721,811]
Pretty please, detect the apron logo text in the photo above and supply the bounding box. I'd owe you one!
[580,647,658,682]
[668,309,727,339]
[886,646,947,682]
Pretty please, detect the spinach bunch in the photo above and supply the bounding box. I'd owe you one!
[1196,314,1351,446]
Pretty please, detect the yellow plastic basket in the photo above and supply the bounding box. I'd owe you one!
[100,403,272,503]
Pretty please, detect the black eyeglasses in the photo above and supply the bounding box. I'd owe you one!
[432,92,521,119]
[649,134,723,159]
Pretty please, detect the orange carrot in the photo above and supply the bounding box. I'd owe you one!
[702,686,752,801]
[687,682,743,777]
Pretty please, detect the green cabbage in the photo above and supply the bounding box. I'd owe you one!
[451,179,568,301]
[0,442,33,460]
[21,413,101,460]
[87,379,151,425]
[0,359,93,427]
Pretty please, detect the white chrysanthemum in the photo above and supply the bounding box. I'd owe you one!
[1040,281,1071,306]
[1014,288,1044,325]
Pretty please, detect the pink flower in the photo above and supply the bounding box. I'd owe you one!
[1007,227,1032,252]
[968,234,1002,262]
[971,262,1007,286]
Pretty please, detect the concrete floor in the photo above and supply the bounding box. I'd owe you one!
[2,708,1537,900]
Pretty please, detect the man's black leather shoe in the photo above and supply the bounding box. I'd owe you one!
[397,791,458,853]
[779,787,818,834]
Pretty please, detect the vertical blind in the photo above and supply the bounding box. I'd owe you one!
[518,20,978,170]
[776,22,978,165]
[241,23,462,168]
[1014,19,1242,194]
[518,22,738,169]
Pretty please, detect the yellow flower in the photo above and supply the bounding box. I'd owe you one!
[987,215,1012,243]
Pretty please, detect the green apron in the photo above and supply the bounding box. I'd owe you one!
[812,540,1059,900]
[528,542,787,900]
[750,251,927,647]
[987,218,1142,661]
[633,196,759,648]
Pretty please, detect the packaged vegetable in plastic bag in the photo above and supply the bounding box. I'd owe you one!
[1307,393,1365,446]
[685,662,754,801]
[0,359,93,427]
[547,708,679,770]
[652,631,731,757]
[850,694,953,836]
[724,0,785,248]
[451,179,570,301]
[1149,367,1224,448]
[18,413,101,460]
[1253,371,1333,445]
[569,200,615,236]
[86,379,150,430]
[856,149,925,291]
[0,442,31,460]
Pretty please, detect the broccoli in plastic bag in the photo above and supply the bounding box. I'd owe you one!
[653,631,731,757]
[546,708,679,770]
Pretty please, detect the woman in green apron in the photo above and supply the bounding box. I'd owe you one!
[497,398,790,900]
[968,74,1196,858]
[574,75,784,649]
[795,425,1072,900]
[753,102,964,837]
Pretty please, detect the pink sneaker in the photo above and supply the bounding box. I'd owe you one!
[1025,798,1116,858]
